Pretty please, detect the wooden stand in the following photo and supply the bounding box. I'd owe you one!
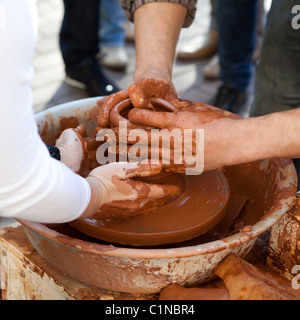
[0,224,157,300]
[1,207,297,300]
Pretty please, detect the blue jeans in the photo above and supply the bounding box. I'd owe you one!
[216,0,258,92]
[60,0,100,68]
[251,0,300,116]
[99,0,126,47]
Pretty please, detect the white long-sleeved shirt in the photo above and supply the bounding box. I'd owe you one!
[0,0,91,223]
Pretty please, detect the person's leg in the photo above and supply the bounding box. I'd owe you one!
[99,0,126,47]
[177,0,218,60]
[98,0,128,70]
[217,0,258,92]
[60,0,119,96]
[210,0,258,115]
[60,0,99,67]
[203,0,265,80]
[251,0,300,117]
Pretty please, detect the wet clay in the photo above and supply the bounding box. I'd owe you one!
[53,81,296,247]
[70,169,230,246]
[29,89,298,294]
[159,283,229,300]
[71,82,236,246]
[69,88,248,245]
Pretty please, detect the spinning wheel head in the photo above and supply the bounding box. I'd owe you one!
[70,169,230,246]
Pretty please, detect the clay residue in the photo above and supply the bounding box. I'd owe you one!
[47,83,296,248]
[159,283,229,300]
[215,253,300,300]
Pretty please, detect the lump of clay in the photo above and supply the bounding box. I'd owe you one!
[215,253,300,300]
[95,79,240,174]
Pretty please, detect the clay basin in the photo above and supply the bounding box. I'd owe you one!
[18,97,297,294]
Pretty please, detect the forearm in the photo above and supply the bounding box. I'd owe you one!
[221,109,300,166]
[0,0,91,223]
[134,2,187,82]
[78,177,104,219]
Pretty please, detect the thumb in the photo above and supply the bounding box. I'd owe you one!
[73,124,86,139]
[128,109,176,129]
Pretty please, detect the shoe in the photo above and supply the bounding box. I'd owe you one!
[97,46,128,71]
[65,59,120,97]
[123,21,135,42]
[209,84,248,115]
[177,30,218,60]
[203,55,220,80]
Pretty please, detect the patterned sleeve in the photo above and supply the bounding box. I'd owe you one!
[120,0,197,28]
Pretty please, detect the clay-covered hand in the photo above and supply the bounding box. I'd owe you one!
[56,124,102,177]
[55,124,86,173]
[84,161,181,220]
[128,107,240,172]
[128,78,180,110]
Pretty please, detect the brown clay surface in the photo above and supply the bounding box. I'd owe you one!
[159,283,229,300]
[53,86,296,248]
[70,169,230,246]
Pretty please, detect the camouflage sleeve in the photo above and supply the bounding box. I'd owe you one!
[120,0,197,28]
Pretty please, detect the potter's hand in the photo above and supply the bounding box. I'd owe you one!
[128,78,178,110]
[55,124,86,173]
[83,162,181,220]
[128,108,240,172]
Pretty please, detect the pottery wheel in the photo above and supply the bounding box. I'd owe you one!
[70,169,230,246]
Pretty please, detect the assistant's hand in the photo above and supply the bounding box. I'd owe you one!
[82,161,181,220]
[56,124,102,177]
[128,78,178,110]
[55,124,86,173]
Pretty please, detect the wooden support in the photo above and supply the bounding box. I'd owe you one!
[0,224,157,300]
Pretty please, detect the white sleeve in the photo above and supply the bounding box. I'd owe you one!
[0,0,91,223]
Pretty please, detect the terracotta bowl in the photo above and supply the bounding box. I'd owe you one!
[18,97,297,294]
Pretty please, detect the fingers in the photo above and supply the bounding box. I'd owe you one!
[97,90,129,128]
[128,82,149,109]
[121,161,163,179]
[113,178,180,213]
[146,182,181,199]
[73,124,86,138]
[128,79,178,109]
[128,109,176,129]
[117,162,181,199]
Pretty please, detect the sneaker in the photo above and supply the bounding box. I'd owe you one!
[177,30,218,60]
[98,46,128,71]
[65,59,120,97]
[209,84,248,115]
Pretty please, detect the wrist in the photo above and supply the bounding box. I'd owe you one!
[46,144,61,160]
[219,115,278,166]
[57,146,82,172]
[134,66,172,85]
[205,118,252,168]
[79,176,107,219]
